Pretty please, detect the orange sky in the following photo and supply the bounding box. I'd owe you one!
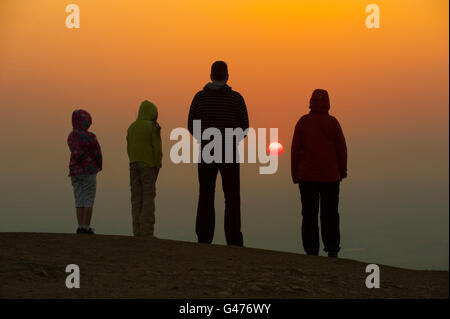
[0,0,448,269]
[1,0,448,178]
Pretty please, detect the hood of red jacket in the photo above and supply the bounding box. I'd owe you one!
[309,89,330,113]
[72,109,92,130]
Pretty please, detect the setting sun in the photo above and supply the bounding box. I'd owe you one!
[268,142,284,156]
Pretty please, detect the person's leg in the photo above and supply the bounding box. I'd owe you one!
[83,207,93,226]
[298,181,320,255]
[196,163,218,243]
[130,163,143,236]
[76,208,83,225]
[71,176,85,233]
[220,163,243,246]
[80,174,97,234]
[319,182,341,255]
[140,166,158,237]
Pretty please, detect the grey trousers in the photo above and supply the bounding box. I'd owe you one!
[130,163,159,237]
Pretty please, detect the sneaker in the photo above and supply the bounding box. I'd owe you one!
[328,251,338,258]
[76,227,85,234]
[85,227,95,235]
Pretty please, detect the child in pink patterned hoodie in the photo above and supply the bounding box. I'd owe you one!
[68,109,103,234]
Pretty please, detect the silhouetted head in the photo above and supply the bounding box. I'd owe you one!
[72,109,92,130]
[309,89,330,113]
[210,61,229,82]
[138,100,158,121]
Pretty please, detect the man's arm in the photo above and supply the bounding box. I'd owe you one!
[188,93,199,136]
[237,95,249,132]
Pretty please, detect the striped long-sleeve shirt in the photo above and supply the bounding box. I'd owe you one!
[188,82,249,163]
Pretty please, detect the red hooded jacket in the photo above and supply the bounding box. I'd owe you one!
[291,89,347,183]
[67,109,103,176]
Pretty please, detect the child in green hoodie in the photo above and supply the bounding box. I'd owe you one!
[127,100,162,237]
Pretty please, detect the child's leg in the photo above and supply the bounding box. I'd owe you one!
[83,207,93,226]
[76,208,84,226]
[130,164,144,236]
[140,167,157,237]
[71,175,84,230]
[81,174,96,229]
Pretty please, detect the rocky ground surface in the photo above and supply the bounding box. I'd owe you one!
[0,233,447,298]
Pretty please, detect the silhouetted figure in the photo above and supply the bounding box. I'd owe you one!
[127,101,162,237]
[67,109,103,235]
[188,61,249,246]
[291,89,347,257]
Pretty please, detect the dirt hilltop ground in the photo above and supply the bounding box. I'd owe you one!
[0,232,447,299]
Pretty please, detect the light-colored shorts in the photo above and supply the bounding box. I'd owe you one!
[70,174,97,208]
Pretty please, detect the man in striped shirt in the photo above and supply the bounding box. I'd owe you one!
[188,61,249,246]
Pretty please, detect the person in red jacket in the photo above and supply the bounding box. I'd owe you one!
[291,89,347,258]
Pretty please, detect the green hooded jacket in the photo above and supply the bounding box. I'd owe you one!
[127,100,162,167]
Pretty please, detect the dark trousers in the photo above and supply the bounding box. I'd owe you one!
[298,181,341,255]
[196,163,243,246]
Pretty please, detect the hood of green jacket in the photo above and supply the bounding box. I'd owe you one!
[138,100,158,121]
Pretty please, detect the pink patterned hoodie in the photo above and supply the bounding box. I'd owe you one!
[67,109,103,176]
